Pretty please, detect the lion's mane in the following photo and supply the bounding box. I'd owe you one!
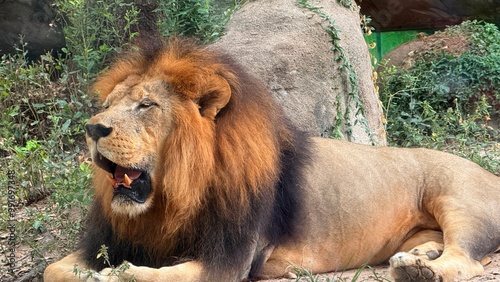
[78,37,311,280]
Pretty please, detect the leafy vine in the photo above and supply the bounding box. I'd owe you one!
[297,0,375,143]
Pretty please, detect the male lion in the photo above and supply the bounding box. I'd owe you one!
[44,37,500,282]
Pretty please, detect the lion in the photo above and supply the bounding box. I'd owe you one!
[44,37,500,282]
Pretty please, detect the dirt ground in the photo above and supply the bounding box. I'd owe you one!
[266,252,500,281]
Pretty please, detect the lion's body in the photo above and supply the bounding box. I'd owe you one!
[44,37,500,282]
[262,138,500,279]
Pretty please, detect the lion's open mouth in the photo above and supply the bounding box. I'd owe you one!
[94,153,152,204]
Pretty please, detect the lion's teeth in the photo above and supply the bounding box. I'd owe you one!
[106,174,117,188]
[124,174,132,187]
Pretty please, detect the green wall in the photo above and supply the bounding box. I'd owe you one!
[367,30,433,63]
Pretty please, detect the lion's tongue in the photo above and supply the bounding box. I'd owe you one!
[114,166,142,184]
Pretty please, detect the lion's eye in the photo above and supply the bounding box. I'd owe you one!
[138,99,157,109]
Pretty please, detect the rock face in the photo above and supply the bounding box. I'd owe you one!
[214,0,386,145]
[0,0,65,60]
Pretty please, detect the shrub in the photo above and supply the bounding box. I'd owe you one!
[55,0,140,81]
[156,0,241,43]
[379,20,499,174]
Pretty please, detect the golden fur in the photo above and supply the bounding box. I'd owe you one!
[44,37,500,282]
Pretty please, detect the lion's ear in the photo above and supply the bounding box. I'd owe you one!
[197,75,231,120]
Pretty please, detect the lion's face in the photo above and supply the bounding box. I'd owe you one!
[85,75,176,217]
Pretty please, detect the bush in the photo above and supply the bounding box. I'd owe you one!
[0,43,93,195]
[55,0,241,82]
[56,0,140,81]
[0,46,93,281]
[156,0,241,43]
[381,21,500,146]
[379,20,500,174]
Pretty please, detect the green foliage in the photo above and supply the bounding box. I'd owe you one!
[380,20,500,174]
[73,245,136,281]
[336,0,354,9]
[55,0,240,81]
[0,45,77,143]
[13,138,94,207]
[0,46,91,141]
[0,44,92,171]
[0,37,93,282]
[0,48,93,253]
[56,0,140,81]
[156,0,241,43]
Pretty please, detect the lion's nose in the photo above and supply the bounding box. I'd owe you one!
[85,123,113,142]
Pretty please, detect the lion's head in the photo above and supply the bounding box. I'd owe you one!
[84,38,294,248]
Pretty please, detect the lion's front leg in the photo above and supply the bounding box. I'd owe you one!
[44,252,91,282]
[93,261,203,282]
[44,252,204,282]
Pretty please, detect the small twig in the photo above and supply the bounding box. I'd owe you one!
[17,261,47,282]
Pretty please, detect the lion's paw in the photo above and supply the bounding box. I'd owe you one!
[85,267,127,282]
[85,271,116,282]
[410,248,442,260]
[408,241,443,261]
[389,252,442,282]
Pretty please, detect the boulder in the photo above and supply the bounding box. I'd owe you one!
[0,0,65,60]
[213,0,386,145]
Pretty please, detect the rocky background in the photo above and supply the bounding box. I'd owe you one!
[0,0,65,60]
[214,0,386,144]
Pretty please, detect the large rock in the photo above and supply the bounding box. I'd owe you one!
[0,0,65,60]
[213,0,386,145]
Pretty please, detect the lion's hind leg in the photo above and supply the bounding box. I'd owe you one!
[390,252,438,282]
[407,241,444,261]
[390,230,445,282]
[397,230,444,261]
[390,246,484,282]
[390,197,498,281]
